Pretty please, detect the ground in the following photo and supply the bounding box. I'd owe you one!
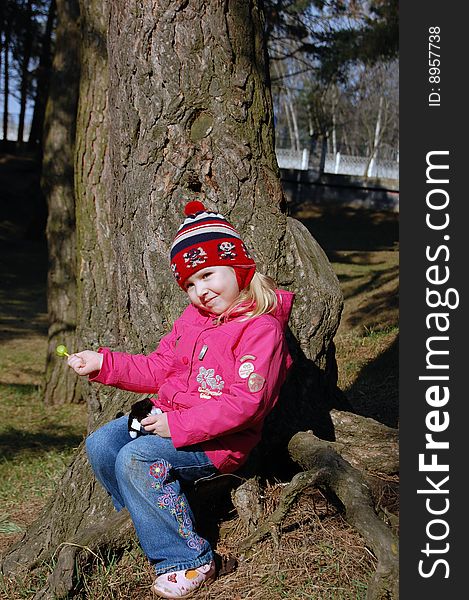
[0,153,398,599]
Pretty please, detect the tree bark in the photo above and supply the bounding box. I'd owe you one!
[1,0,345,594]
[330,409,399,475]
[42,0,81,405]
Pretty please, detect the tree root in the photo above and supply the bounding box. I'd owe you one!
[239,431,399,600]
[330,410,399,475]
[231,477,264,533]
[238,470,323,552]
[31,510,133,600]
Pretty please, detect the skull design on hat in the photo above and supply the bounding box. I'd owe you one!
[217,241,237,260]
[183,247,208,269]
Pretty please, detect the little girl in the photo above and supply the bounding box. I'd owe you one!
[68,201,294,598]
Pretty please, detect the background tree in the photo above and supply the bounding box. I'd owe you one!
[41,0,80,405]
[1,2,13,142]
[27,0,56,153]
[14,0,34,143]
[0,0,55,146]
[297,59,399,169]
[265,0,398,172]
[314,0,398,80]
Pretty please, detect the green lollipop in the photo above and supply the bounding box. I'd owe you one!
[56,344,70,358]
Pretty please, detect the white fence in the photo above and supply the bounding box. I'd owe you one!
[276,148,399,180]
[275,148,310,170]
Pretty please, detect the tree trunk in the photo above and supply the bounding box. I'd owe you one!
[73,0,116,430]
[41,0,81,405]
[1,0,344,594]
[366,94,384,177]
[2,24,10,141]
[27,0,56,154]
[17,0,34,144]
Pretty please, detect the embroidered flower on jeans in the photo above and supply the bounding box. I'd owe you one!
[149,460,205,552]
[149,460,170,490]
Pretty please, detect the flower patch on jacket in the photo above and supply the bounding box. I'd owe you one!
[196,366,225,399]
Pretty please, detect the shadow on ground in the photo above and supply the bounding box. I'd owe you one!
[343,335,398,428]
[293,204,399,256]
[291,201,399,430]
[0,154,48,342]
[0,428,84,460]
[0,239,48,339]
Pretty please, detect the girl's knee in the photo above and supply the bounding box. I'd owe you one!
[115,444,142,484]
[85,417,128,461]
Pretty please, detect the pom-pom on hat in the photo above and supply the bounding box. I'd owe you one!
[170,201,256,290]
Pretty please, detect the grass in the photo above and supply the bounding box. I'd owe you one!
[297,205,399,429]
[0,383,87,552]
[332,249,399,428]
[0,154,398,599]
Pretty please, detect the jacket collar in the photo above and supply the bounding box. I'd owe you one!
[182,289,295,329]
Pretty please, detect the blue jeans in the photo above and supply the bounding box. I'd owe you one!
[85,415,217,575]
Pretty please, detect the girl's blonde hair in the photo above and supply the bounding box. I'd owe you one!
[220,271,278,322]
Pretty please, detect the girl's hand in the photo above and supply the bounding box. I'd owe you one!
[141,412,171,438]
[67,351,103,376]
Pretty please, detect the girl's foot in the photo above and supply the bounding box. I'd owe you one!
[152,560,216,598]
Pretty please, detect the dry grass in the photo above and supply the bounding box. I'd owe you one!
[1,485,390,600]
[206,487,379,600]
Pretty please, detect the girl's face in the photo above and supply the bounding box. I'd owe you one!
[185,266,240,315]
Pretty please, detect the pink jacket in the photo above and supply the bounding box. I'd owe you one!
[91,290,294,473]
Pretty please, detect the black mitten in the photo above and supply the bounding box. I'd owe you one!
[128,398,162,438]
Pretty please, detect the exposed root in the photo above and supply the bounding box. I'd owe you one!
[238,431,399,600]
[31,510,133,600]
[231,477,263,533]
[238,470,323,553]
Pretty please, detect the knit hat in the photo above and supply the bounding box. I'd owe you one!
[170,200,256,290]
